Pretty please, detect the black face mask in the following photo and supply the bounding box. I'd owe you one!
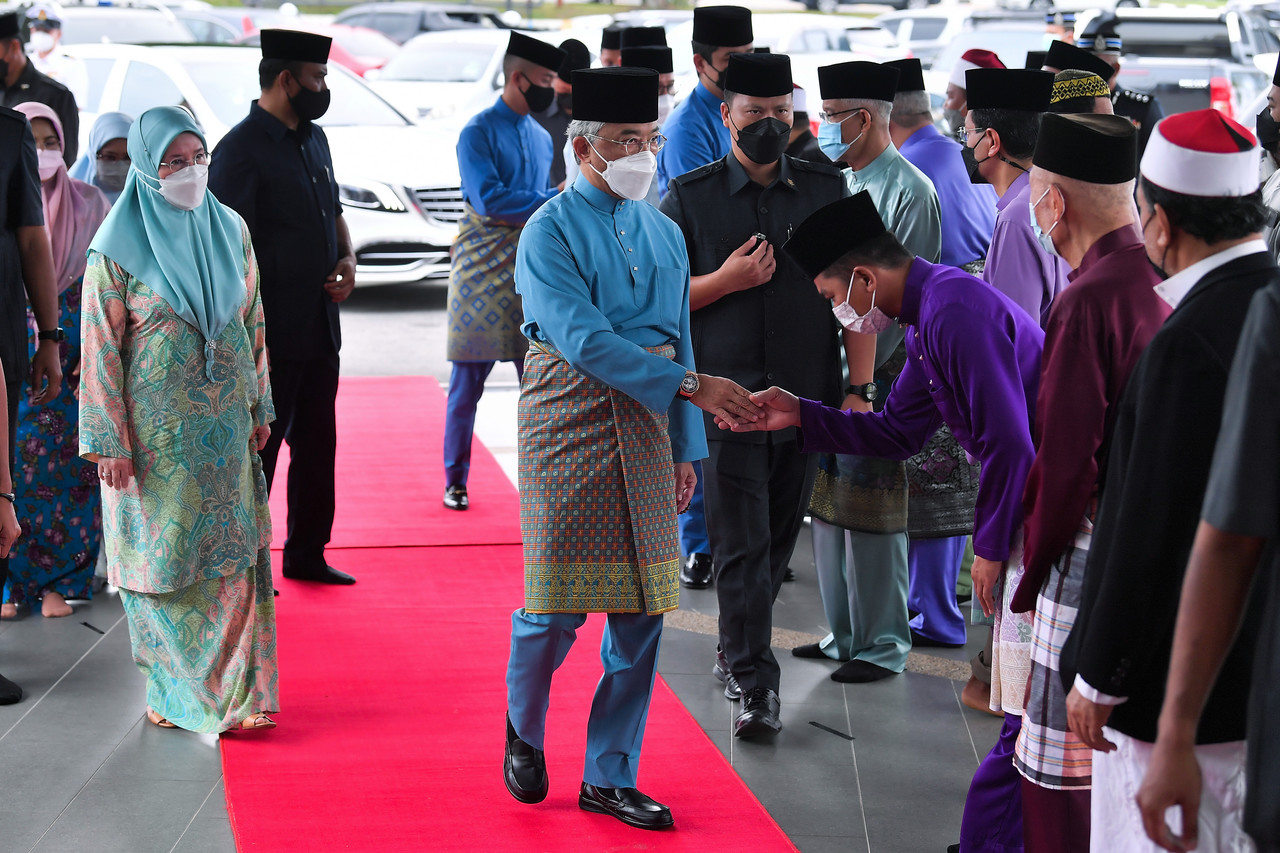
[555,90,572,116]
[521,77,555,113]
[961,141,990,185]
[733,116,790,165]
[288,77,331,122]
[1141,215,1171,280]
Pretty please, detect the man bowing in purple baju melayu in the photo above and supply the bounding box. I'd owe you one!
[721,189,1045,853]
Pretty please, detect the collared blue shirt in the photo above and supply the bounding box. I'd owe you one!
[457,96,557,223]
[656,84,731,198]
[516,174,707,463]
[842,143,942,264]
[898,124,997,268]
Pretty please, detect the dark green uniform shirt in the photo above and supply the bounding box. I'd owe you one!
[659,153,847,443]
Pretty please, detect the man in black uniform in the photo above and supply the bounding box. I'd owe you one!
[0,11,77,166]
[659,52,847,739]
[210,30,357,586]
[534,38,589,189]
[1077,20,1164,158]
[0,104,62,703]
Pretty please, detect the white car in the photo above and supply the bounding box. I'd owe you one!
[873,9,969,69]
[66,43,463,286]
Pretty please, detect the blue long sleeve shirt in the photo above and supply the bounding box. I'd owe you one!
[456,96,557,223]
[656,84,731,199]
[515,174,707,463]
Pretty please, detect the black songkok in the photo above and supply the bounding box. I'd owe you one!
[784,191,887,280]
[723,52,792,97]
[558,39,591,84]
[884,58,925,93]
[601,25,623,52]
[621,46,673,75]
[692,6,752,48]
[0,12,22,41]
[1033,112,1136,184]
[620,26,666,49]
[1025,50,1047,70]
[1043,39,1114,81]
[965,68,1053,112]
[506,31,568,74]
[260,29,332,63]
[571,68,659,124]
[818,61,899,102]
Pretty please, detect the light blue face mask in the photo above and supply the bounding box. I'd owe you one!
[818,111,863,162]
[1029,187,1060,257]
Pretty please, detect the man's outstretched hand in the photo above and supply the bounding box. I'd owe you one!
[689,374,762,428]
[713,386,801,432]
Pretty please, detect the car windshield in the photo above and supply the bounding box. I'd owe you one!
[176,53,410,128]
[380,43,495,82]
[61,10,196,45]
[1114,21,1232,59]
[844,27,896,49]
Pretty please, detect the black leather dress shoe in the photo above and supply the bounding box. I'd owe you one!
[713,646,741,701]
[281,564,357,585]
[679,553,712,589]
[734,687,782,739]
[0,672,21,705]
[782,566,796,582]
[443,485,468,511]
[504,714,547,804]
[579,783,673,830]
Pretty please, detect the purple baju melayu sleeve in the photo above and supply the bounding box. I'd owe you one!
[984,171,1072,327]
[798,260,1043,561]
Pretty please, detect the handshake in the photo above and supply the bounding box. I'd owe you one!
[683,374,802,433]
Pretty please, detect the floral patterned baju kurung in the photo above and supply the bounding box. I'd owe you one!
[78,222,278,733]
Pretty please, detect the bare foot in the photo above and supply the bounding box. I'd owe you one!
[0,603,16,619]
[41,593,73,618]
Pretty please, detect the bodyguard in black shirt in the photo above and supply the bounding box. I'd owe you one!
[210,29,357,586]
[658,53,847,739]
[0,12,78,167]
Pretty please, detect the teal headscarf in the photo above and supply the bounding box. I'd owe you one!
[88,106,246,381]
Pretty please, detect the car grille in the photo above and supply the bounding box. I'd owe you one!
[414,187,465,224]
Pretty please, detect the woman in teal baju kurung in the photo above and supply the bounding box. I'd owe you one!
[1,102,111,618]
[78,107,278,733]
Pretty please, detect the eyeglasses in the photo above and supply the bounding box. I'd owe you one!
[953,126,989,146]
[157,152,210,172]
[96,153,130,163]
[658,82,678,97]
[817,107,862,125]
[586,133,667,156]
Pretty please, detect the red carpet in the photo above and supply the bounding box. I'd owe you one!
[224,376,797,851]
[266,376,521,549]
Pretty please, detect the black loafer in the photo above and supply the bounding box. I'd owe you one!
[281,564,356,585]
[578,783,673,830]
[0,672,21,705]
[679,553,712,589]
[713,646,741,701]
[443,485,468,511]
[503,714,547,804]
[734,687,782,739]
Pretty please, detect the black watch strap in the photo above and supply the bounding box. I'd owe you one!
[845,382,878,402]
[37,327,65,343]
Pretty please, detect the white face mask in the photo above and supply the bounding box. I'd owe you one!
[587,141,656,201]
[832,271,895,334]
[657,94,675,126]
[144,164,209,211]
[29,31,55,54]
[36,148,62,181]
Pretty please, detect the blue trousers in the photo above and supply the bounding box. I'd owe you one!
[678,461,710,556]
[443,359,523,488]
[908,534,969,645]
[506,609,664,788]
[811,518,911,671]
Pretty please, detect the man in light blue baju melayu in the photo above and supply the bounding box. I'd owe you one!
[502,67,758,831]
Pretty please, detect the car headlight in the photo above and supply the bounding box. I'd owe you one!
[338,181,407,213]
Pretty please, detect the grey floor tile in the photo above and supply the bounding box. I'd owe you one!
[0,808,70,853]
[93,722,223,782]
[172,818,235,853]
[793,835,870,853]
[660,671,737,733]
[32,778,217,853]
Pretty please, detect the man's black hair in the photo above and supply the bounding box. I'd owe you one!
[691,40,716,64]
[969,107,1041,160]
[825,231,914,278]
[1140,178,1269,245]
[259,58,304,91]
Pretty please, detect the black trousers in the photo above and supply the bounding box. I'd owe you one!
[0,377,17,592]
[705,437,817,693]
[258,352,339,571]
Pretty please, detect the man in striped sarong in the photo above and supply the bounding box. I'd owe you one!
[502,67,759,831]
[1012,114,1168,851]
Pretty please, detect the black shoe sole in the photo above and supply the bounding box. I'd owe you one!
[679,576,711,589]
[579,796,674,830]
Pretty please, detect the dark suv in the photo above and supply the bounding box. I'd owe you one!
[334,2,511,44]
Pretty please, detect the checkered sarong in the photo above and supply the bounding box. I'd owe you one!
[518,342,681,615]
[1015,513,1095,789]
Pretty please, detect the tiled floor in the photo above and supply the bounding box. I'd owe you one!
[0,379,1001,852]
